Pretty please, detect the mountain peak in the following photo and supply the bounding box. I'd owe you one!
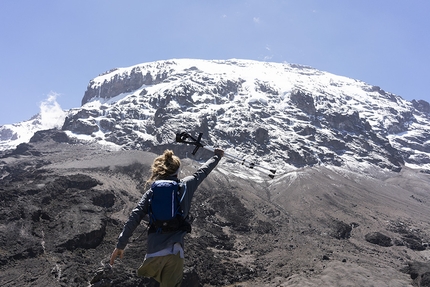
[2,59,429,173]
[63,59,430,173]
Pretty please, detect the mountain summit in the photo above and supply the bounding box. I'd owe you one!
[60,59,429,173]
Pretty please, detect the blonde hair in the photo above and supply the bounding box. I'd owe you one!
[147,149,181,183]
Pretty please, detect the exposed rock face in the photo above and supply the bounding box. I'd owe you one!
[412,99,430,115]
[0,127,18,141]
[30,129,70,143]
[81,65,171,106]
[290,89,316,116]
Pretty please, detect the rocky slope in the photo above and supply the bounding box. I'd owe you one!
[1,131,430,287]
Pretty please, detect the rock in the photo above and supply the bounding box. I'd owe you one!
[421,272,430,287]
[412,99,430,115]
[332,220,352,240]
[30,129,69,143]
[290,89,316,115]
[254,127,269,145]
[10,142,33,156]
[63,118,99,135]
[403,235,426,251]
[0,126,18,141]
[55,215,106,251]
[402,261,430,287]
[82,67,154,105]
[90,265,114,286]
[365,232,393,247]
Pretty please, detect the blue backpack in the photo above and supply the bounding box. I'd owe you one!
[148,180,191,234]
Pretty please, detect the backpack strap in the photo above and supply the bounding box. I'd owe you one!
[179,181,186,203]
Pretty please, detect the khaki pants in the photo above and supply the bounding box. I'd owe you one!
[137,253,184,287]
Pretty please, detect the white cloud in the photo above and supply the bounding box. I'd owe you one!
[39,92,66,129]
[253,17,260,24]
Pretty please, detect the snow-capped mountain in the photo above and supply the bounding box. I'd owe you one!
[2,59,430,174]
[0,114,41,151]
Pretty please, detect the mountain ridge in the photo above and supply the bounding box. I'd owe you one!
[69,59,430,173]
[1,58,429,174]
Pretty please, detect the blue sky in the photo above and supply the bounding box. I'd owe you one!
[1,0,429,125]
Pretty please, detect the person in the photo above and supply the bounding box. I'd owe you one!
[110,148,224,287]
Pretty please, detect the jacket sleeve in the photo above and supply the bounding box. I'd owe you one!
[180,154,222,215]
[116,190,150,249]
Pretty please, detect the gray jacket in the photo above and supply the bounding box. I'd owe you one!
[116,155,221,253]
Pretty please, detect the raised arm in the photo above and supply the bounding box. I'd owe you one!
[179,149,224,215]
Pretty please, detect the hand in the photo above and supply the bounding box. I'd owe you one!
[214,148,224,158]
[109,248,124,266]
